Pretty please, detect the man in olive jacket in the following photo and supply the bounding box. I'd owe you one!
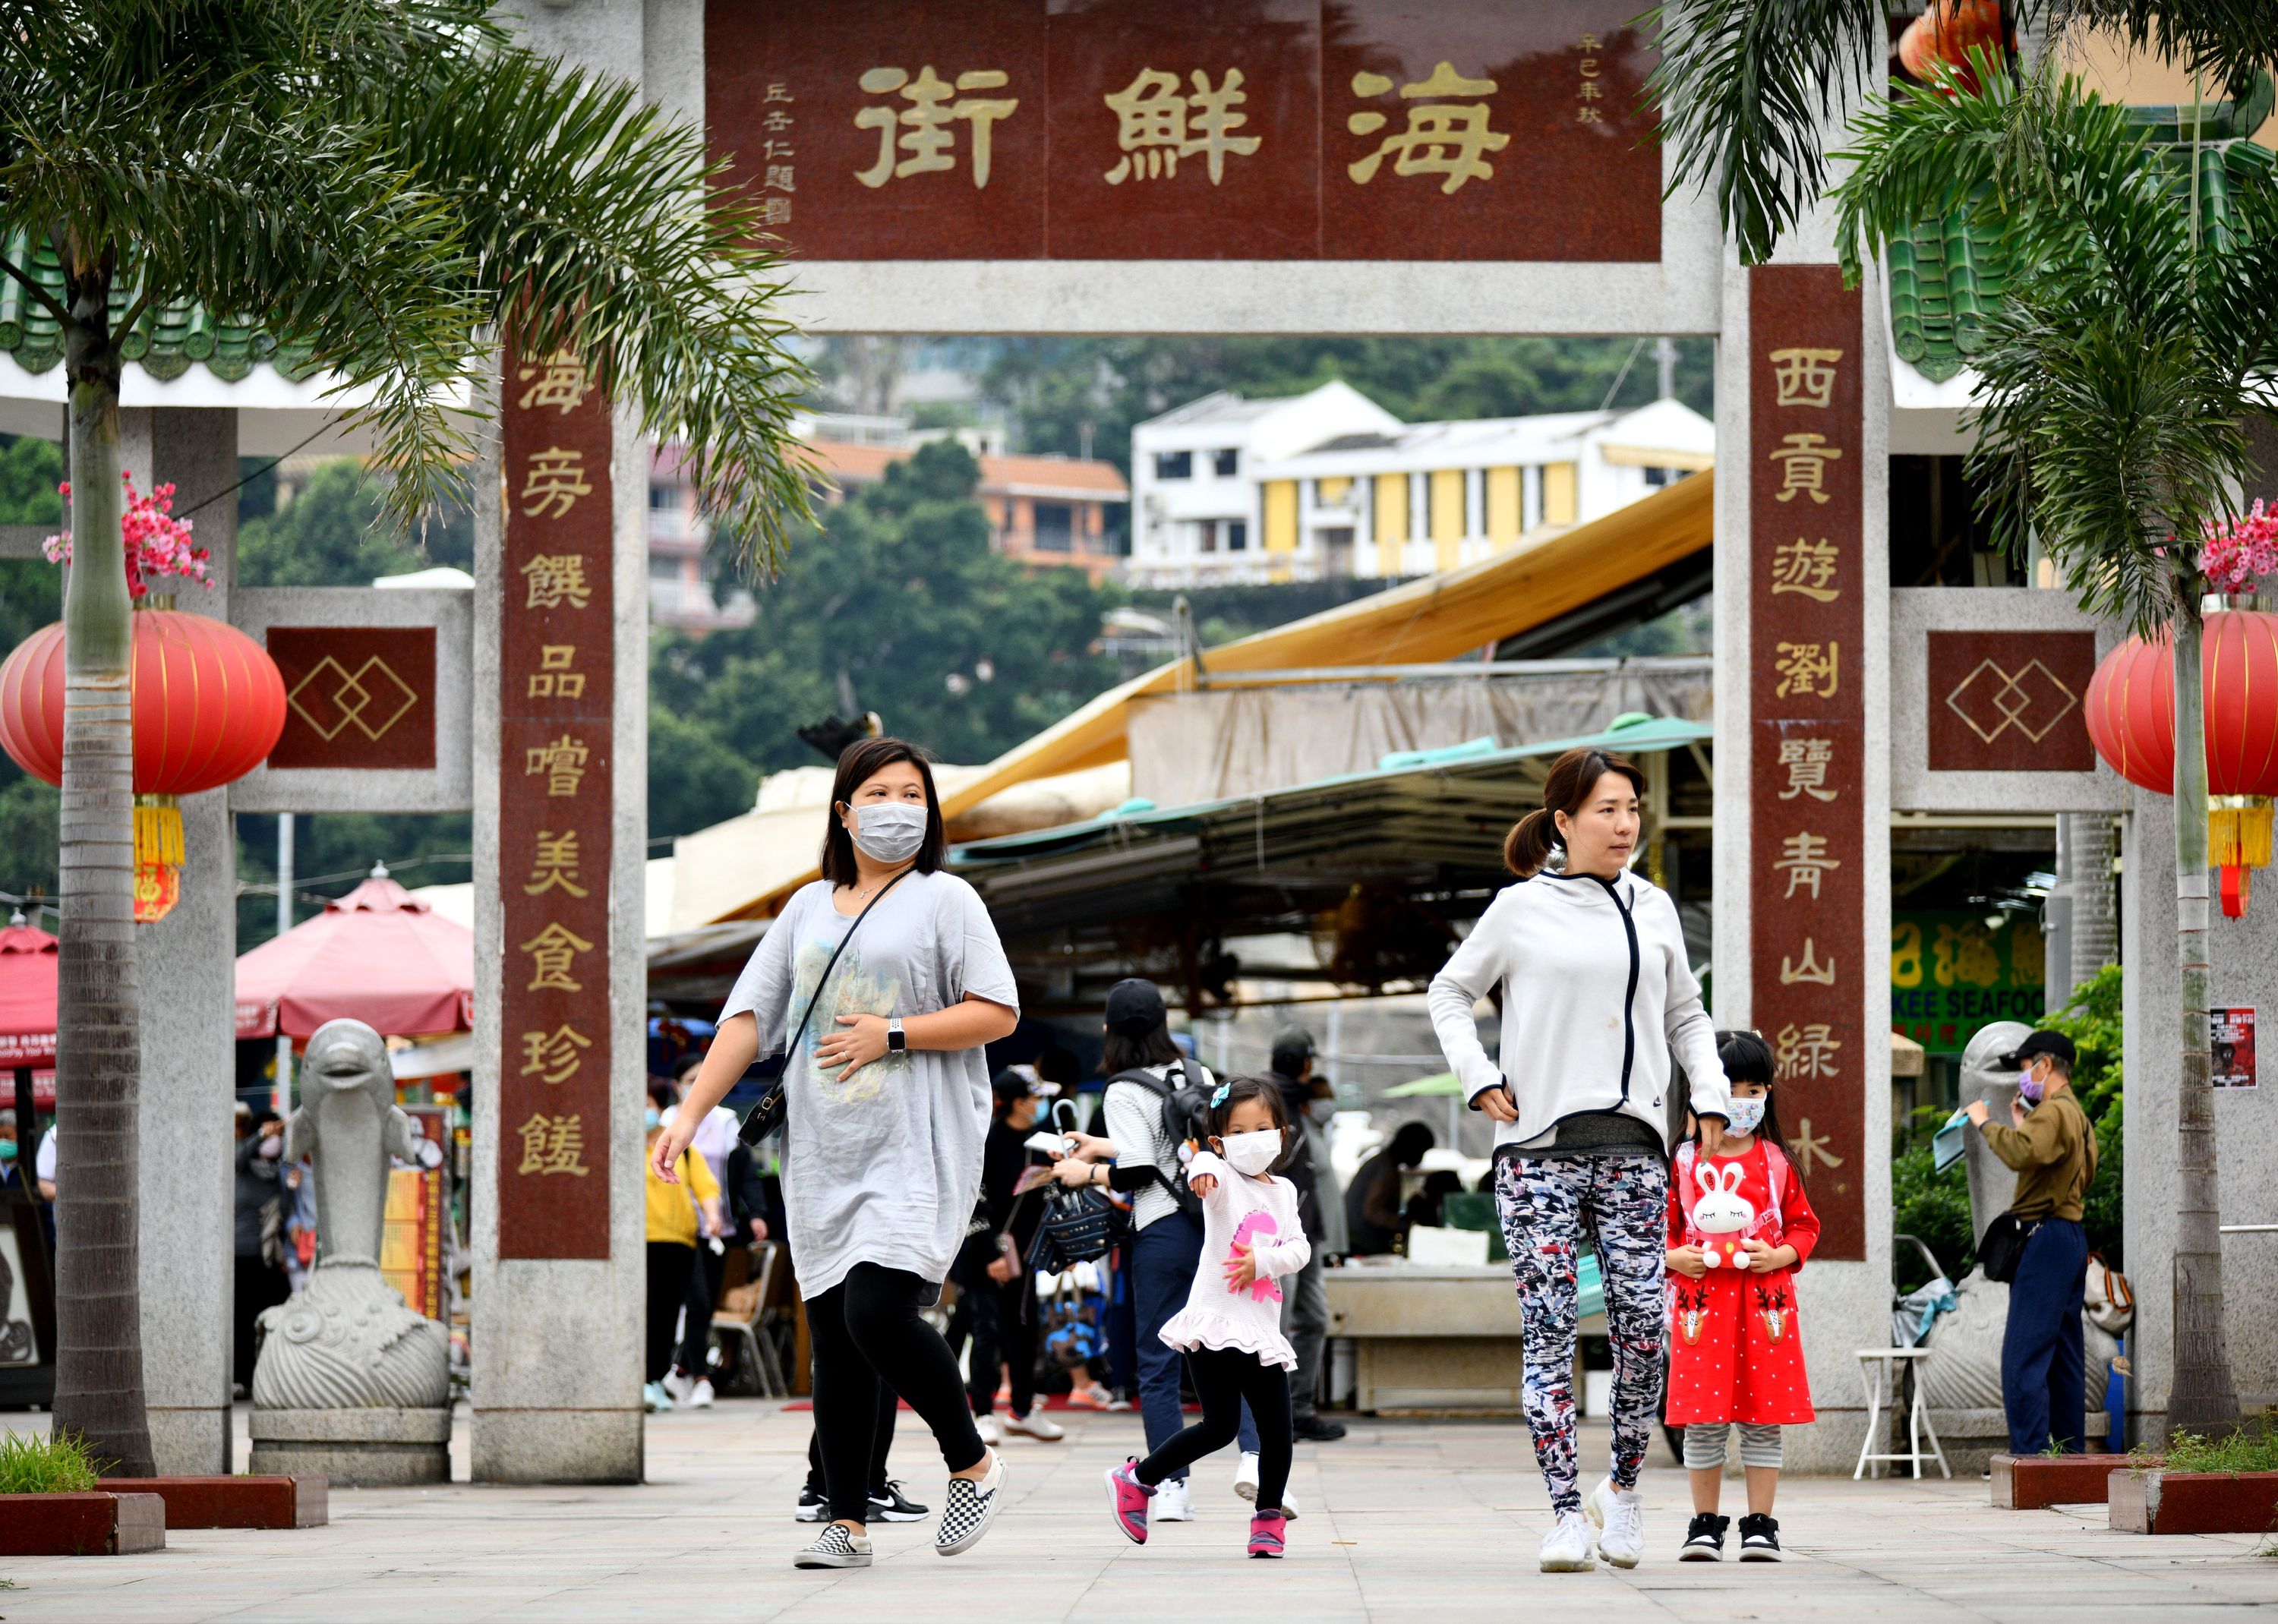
[1966,1030,2097,1455]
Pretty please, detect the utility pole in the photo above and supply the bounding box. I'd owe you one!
[273,813,294,1115]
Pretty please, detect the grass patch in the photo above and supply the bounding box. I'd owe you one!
[2144,1429,2278,1476]
[0,1431,105,1493]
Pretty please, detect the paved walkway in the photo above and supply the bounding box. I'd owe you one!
[2,1402,2269,1622]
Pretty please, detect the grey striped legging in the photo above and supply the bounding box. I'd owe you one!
[1681,1421,1784,1470]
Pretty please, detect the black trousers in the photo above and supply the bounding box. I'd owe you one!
[232,1253,289,1389]
[645,1241,697,1383]
[675,1241,725,1377]
[1134,1345,1294,1512]
[804,1385,898,1495]
[809,1263,986,1523]
[965,1272,1038,1417]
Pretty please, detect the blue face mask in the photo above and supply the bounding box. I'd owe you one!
[1724,1095,1767,1136]
[0,1140,14,1162]
[644,1107,661,1132]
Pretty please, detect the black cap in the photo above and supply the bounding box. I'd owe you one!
[1270,1026,1316,1076]
[992,1064,1056,1102]
[1104,977,1167,1037]
[1999,1030,2075,1070]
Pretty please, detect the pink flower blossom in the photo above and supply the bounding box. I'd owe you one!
[40,473,211,599]
[2198,500,2278,593]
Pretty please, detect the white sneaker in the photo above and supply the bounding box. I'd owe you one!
[1585,1477,1645,1569]
[1232,1452,1299,1517]
[1153,1477,1195,1521]
[686,1376,715,1409]
[1540,1510,1597,1572]
[642,1380,674,1413]
[661,1370,695,1405]
[1002,1407,1064,1441]
[973,1413,1002,1447]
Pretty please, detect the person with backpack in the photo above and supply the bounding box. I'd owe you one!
[1664,1031,1819,1563]
[1052,977,1268,1522]
[1428,746,1732,1572]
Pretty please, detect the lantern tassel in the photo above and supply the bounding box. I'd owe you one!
[2209,797,2272,919]
[133,796,184,866]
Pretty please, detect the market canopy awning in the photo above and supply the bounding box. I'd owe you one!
[710,469,1715,923]
[235,870,474,1042]
[951,714,1712,1010]
[0,920,58,1082]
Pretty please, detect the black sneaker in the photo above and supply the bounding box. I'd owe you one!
[1737,1512,1783,1561]
[1292,1415,1349,1443]
[869,1480,929,1522]
[1679,1512,1728,1561]
[795,1483,828,1523]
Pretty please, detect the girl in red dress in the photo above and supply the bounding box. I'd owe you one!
[1664,1030,1819,1562]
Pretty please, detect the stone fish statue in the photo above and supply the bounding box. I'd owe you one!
[253,1018,448,1411]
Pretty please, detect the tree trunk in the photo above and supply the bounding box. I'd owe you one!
[51,268,153,1475]
[2166,594,2240,1437]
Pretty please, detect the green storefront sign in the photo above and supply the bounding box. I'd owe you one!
[1890,910,2046,1055]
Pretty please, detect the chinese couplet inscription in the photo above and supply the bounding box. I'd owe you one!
[1750,266,1866,1260]
[500,342,613,1260]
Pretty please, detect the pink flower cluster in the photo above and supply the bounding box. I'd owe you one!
[2199,500,2278,594]
[41,473,211,599]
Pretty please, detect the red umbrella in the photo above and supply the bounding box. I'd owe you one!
[235,869,474,1041]
[0,919,58,1108]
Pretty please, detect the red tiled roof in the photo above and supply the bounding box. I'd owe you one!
[795,437,1127,500]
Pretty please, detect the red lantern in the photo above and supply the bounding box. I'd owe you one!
[2085,608,2278,916]
[0,610,288,922]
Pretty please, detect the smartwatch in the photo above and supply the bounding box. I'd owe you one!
[886,1017,906,1053]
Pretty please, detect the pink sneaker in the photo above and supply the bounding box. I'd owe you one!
[1248,1510,1287,1559]
[1105,1460,1153,1544]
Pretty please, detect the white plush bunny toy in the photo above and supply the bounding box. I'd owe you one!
[1690,1161,1757,1268]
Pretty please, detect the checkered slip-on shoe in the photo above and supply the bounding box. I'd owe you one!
[792,1523,872,1569]
[934,1449,1008,1556]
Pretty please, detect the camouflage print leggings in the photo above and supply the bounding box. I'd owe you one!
[1493,1153,1671,1516]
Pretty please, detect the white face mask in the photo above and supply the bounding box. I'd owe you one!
[1221,1128,1282,1176]
[851,802,927,862]
[1724,1096,1766,1136]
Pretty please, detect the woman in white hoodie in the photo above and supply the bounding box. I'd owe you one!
[1428,746,1732,1574]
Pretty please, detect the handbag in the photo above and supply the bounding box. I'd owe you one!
[1024,1183,1128,1274]
[1977,1210,2040,1284]
[737,869,912,1147]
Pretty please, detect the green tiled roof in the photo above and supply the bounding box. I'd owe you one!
[0,231,319,384]
[1889,83,2276,383]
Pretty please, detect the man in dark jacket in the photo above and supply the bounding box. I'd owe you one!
[1270,1027,1347,1441]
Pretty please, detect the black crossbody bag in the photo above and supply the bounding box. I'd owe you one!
[737,869,912,1146]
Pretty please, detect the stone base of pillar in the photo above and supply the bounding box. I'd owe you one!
[248,1407,450,1487]
[147,1408,233,1478]
[469,1409,643,1485]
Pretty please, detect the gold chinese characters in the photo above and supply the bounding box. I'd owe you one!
[1775,737,1837,802]
[1347,63,1509,194]
[519,1024,592,1085]
[528,644,584,701]
[1103,68,1260,184]
[856,66,1018,189]
[516,1112,589,1176]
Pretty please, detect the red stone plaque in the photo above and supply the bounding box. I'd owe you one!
[705,0,1660,262]
[1749,265,1866,1261]
[1926,630,2097,774]
[497,342,614,1261]
[264,627,435,771]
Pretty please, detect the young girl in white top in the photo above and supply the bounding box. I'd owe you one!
[1104,1077,1310,1558]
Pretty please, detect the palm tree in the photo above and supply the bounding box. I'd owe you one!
[1648,0,2278,263]
[1834,61,2271,1434]
[2,0,811,1473]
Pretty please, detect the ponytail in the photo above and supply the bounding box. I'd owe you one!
[1502,746,1648,878]
[1504,808,1560,877]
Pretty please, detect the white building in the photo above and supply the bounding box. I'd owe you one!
[1128,381,1400,588]
[1127,386,1715,588]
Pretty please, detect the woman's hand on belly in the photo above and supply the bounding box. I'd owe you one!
[816,1013,890,1083]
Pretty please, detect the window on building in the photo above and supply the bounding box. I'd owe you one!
[1156,450,1193,480]
[1226,520,1248,551]
[648,484,676,509]
[1033,502,1074,552]
[1644,466,1669,487]
[1198,520,1218,553]
[1213,448,1238,478]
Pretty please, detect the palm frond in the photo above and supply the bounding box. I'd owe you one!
[1646,0,1889,265]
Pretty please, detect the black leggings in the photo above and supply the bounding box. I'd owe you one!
[804,1384,898,1496]
[809,1263,986,1523]
[1134,1346,1292,1512]
[645,1242,696,1383]
[967,1274,1038,1417]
